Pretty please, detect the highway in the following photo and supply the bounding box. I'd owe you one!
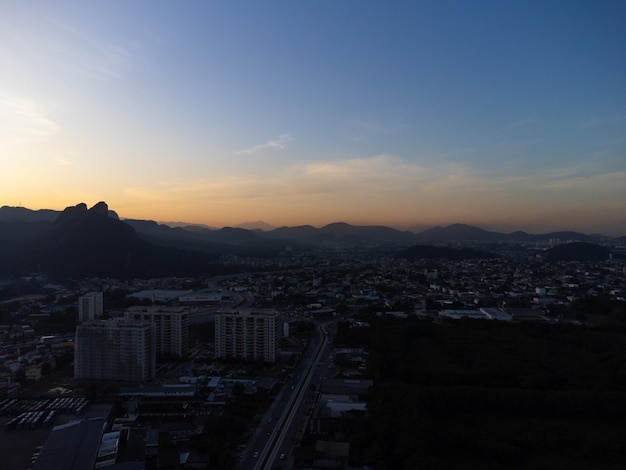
[193,274,340,469]
[244,318,337,470]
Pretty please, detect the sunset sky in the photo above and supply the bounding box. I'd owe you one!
[1,1,625,234]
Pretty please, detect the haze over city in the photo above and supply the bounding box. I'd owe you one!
[1,1,625,235]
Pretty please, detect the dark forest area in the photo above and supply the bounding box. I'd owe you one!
[336,317,626,469]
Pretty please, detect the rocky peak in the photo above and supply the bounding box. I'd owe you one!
[89,201,109,217]
[53,203,87,226]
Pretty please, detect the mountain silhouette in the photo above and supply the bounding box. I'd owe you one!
[414,223,508,242]
[0,206,58,223]
[0,202,215,279]
[234,220,276,231]
[0,204,618,276]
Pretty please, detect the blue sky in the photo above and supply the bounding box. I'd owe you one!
[1,1,625,234]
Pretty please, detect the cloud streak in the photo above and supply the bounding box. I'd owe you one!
[0,93,59,142]
[578,113,626,129]
[123,154,626,228]
[507,117,545,129]
[0,12,133,82]
[52,155,73,166]
[234,134,293,155]
[42,23,133,81]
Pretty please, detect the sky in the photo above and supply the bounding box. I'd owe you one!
[1,1,625,235]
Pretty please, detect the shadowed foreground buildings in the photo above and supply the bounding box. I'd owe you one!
[215,308,281,362]
[74,319,156,382]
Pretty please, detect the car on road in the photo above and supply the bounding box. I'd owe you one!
[253,451,259,458]
[280,453,286,460]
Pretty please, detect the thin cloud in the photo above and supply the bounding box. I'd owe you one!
[52,155,73,166]
[234,134,293,155]
[123,155,626,223]
[119,156,624,234]
[578,113,626,129]
[507,117,545,129]
[1,12,133,82]
[0,93,59,142]
[536,171,626,192]
[41,13,134,81]
[347,116,410,142]
[297,155,427,187]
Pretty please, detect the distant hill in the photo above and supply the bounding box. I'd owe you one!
[234,221,276,231]
[544,242,620,262]
[318,222,417,242]
[124,218,287,257]
[414,223,508,242]
[411,224,599,244]
[1,204,620,267]
[158,221,217,230]
[262,222,417,243]
[262,225,320,240]
[0,206,58,222]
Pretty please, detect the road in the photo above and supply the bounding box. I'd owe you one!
[244,318,338,470]
[191,273,340,469]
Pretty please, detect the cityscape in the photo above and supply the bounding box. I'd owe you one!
[0,202,625,469]
[2,2,626,469]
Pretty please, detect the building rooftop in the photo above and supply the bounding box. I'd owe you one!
[33,418,105,470]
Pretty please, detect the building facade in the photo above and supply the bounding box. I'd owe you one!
[124,306,189,358]
[78,292,103,322]
[215,309,281,362]
[74,319,156,383]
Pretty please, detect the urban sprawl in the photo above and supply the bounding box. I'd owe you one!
[1,238,625,469]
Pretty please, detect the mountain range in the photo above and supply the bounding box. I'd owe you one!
[0,202,216,279]
[0,202,622,279]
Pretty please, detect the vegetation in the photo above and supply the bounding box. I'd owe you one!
[544,242,615,262]
[348,316,626,469]
[190,392,273,469]
[32,308,79,334]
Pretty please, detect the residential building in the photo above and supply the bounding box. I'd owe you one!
[215,309,281,362]
[74,319,156,383]
[124,306,189,358]
[78,292,103,322]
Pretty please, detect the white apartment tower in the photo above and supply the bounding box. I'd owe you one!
[215,309,281,363]
[74,319,156,383]
[78,291,103,322]
[124,306,189,359]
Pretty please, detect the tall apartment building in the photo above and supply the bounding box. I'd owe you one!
[124,306,189,358]
[215,309,281,363]
[74,319,156,383]
[78,292,103,322]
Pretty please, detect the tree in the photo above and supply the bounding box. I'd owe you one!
[41,362,52,376]
[232,383,245,396]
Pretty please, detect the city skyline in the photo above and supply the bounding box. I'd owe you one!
[1,1,625,235]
